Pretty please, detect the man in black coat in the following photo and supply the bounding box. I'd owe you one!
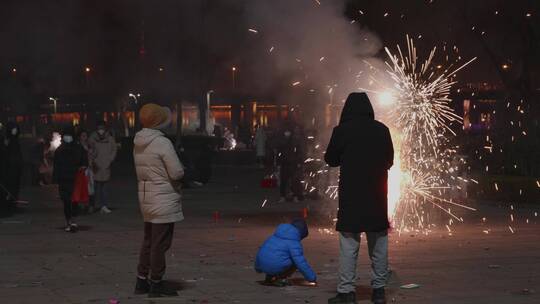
[325,93,394,304]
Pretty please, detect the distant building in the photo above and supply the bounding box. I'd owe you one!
[453,83,505,133]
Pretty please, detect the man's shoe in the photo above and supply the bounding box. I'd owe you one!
[328,292,356,304]
[372,287,386,304]
[134,277,150,294]
[148,280,178,298]
[100,206,112,214]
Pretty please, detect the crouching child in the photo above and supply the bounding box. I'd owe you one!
[255,219,317,286]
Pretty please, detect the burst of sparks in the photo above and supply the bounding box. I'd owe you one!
[384,35,476,149]
[382,35,477,232]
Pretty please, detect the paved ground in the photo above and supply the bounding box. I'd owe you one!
[1,165,539,304]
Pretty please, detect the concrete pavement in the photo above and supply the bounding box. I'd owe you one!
[1,165,539,304]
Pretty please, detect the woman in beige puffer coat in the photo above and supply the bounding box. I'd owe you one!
[133,103,184,297]
[134,128,184,223]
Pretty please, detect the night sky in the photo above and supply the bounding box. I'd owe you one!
[0,0,538,111]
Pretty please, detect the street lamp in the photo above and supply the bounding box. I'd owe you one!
[129,93,142,131]
[49,97,58,113]
[232,66,237,89]
[128,93,139,104]
[84,66,92,88]
[201,90,214,135]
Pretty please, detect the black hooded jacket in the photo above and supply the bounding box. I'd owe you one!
[325,93,394,232]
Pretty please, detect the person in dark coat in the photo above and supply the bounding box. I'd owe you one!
[53,126,87,232]
[325,93,394,304]
[0,123,6,214]
[0,122,23,212]
[255,219,317,286]
[277,127,304,202]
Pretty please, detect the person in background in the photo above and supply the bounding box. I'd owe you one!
[89,121,117,214]
[78,129,96,213]
[325,93,394,304]
[41,136,54,185]
[133,103,184,298]
[255,219,317,287]
[277,127,303,203]
[30,136,46,186]
[0,122,6,215]
[254,124,267,169]
[0,122,23,213]
[291,125,306,200]
[53,126,88,232]
[237,123,251,149]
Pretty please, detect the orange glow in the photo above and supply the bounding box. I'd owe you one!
[387,130,405,222]
[463,99,471,130]
[51,113,81,125]
[211,105,232,110]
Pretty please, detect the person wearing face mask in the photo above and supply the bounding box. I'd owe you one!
[89,121,117,214]
[0,122,23,213]
[53,126,88,232]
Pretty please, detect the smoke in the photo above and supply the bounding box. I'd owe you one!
[240,0,386,110]
[0,0,387,120]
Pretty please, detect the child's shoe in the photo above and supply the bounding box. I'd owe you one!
[264,275,291,287]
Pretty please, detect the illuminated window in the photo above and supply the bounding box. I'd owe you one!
[463,99,471,130]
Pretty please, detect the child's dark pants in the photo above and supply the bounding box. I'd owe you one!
[137,222,175,281]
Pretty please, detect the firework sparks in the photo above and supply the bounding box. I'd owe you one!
[295,36,478,234]
[380,35,477,232]
[383,36,476,149]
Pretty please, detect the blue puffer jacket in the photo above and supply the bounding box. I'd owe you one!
[255,224,317,282]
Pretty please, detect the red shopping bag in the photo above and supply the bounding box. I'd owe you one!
[72,169,89,204]
[260,175,277,188]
